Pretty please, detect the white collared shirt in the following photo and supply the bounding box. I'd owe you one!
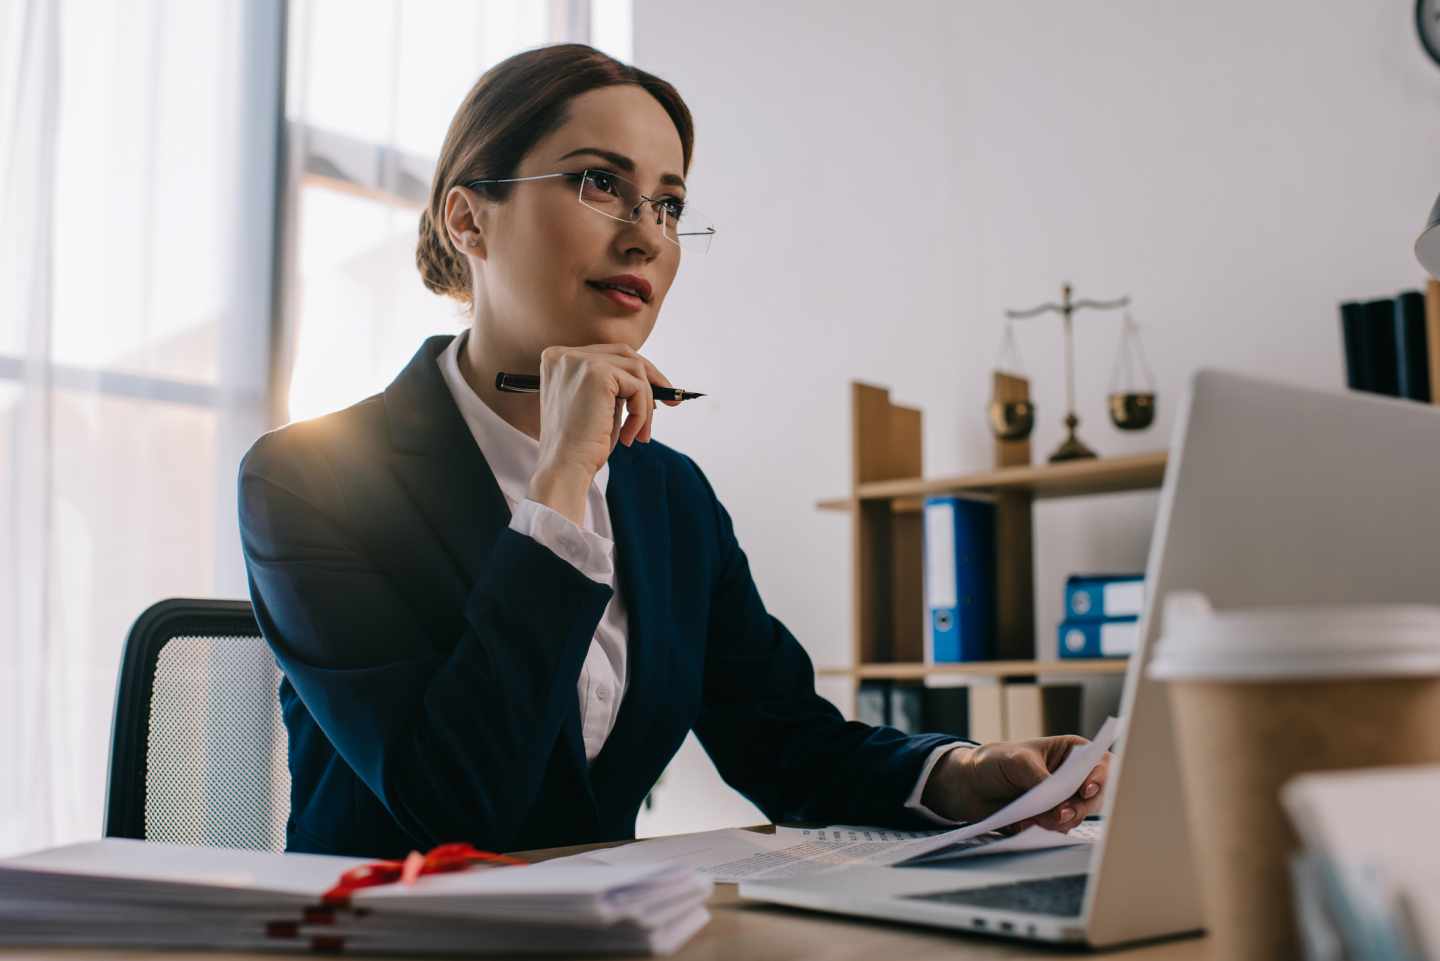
[439,331,627,763]
[437,331,964,819]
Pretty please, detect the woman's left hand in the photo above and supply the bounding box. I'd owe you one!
[919,736,1112,832]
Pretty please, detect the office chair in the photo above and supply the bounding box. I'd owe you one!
[104,598,291,851]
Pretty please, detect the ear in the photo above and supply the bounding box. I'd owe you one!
[443,185,490,260]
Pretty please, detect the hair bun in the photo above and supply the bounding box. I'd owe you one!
[415,209,471,304]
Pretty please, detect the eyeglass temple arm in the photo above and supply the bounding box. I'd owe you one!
[462,172,714,235]
[464,172,571,189]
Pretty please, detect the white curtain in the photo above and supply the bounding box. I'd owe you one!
[0,0,282,855]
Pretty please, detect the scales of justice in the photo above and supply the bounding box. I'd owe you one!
[988,283,1157,464]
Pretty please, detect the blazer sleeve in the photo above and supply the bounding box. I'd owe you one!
[684,456,964,828]
[237,433,613,852]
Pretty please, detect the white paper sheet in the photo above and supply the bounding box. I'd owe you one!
[553,828,800,883]
[1400,882,1440,961]
[903,822,1097,864]
[551,826,946,883]
[557,717,1120,883]
[1281,765,1440,961]
[883,715,1121,866]
[765,820,1099,872]
[702,827,939,882]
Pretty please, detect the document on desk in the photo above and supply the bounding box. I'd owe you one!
[559,826,939,884]
[564,717,1119,883]
[567,822,1093,885]
[773,820,1101,871]
[0,838,712,955]
[890,715,1120,866]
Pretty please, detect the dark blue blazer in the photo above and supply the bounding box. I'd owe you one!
[237,334,961,858]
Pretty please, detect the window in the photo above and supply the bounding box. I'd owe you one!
[280,0,632,422]
[0,0,281,852]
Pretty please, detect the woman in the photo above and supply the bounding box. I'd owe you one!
[238,43,1109,859]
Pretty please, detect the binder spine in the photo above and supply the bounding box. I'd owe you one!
[1339,301,1368,391]
[1396,290,1431,402]
[1058,616,1139,659]
[923,499,959,663]
[923,496,995,663]
[1064,575,1145,621]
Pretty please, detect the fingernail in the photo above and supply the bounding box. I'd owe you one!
[1083,783,1099,799]
[1060,807,1075,822]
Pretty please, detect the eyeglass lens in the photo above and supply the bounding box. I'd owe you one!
[576,169,713,252]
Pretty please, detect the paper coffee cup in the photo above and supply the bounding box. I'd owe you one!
[1149,592,1440,961]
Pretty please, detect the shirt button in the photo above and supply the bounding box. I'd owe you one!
[596,685,609,702]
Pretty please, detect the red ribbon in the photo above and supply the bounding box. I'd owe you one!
[321,842,527,906]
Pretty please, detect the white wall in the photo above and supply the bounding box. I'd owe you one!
[631,1,1440,836]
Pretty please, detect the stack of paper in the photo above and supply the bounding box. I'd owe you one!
[1282,765,1440,961]
[0,838,711,956]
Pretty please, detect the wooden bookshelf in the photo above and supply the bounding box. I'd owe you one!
[814,450,1166,511]
[817,381,1167,718]
[816,660,1128,681]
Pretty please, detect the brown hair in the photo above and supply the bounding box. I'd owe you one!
[416,43,694,308]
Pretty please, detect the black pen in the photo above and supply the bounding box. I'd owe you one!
[495,372,705,402]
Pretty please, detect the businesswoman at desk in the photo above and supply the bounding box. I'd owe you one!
[238,44,1111,859]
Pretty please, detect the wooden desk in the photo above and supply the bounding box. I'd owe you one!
[0,829,1208,960]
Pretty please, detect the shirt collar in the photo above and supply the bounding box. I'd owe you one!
[437,329,610,507]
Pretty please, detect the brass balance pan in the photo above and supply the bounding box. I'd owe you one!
[1108,391,1155,431]
[988,399,1035,440]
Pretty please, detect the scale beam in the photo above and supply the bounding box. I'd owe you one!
[998,284,1131,462]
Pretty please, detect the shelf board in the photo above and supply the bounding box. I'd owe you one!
[815,660,1129,680]
[816,450,1167,511]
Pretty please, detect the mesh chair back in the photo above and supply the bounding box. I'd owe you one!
[105,599,291,851]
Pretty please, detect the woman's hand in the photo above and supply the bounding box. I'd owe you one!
[920,736,1112,833]
[526,344,679,525]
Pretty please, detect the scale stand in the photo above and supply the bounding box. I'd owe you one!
[1005,283,1129,463]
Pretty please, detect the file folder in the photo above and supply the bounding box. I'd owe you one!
[923,496,995,663]
[1064,574,1145,621]
[1058,616,1139,659]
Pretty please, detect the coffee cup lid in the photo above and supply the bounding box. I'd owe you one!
[1148,591,1440,681]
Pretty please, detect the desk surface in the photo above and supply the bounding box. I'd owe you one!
[0,828,1208,960]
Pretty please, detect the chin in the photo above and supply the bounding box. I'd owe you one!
[587,314,652,347]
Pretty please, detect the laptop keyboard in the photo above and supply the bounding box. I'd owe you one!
[903,873,1089,917]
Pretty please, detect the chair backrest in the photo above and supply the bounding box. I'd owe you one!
[104,598,291,851]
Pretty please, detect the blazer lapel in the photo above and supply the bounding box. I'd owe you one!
[382,335,513,597]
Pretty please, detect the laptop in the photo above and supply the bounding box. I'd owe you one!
[740,368,1440,947]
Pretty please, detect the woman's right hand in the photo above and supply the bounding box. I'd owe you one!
[525,344,680,524]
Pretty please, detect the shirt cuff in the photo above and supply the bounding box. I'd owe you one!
[509,498,614,585]
[903,741,977,826]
